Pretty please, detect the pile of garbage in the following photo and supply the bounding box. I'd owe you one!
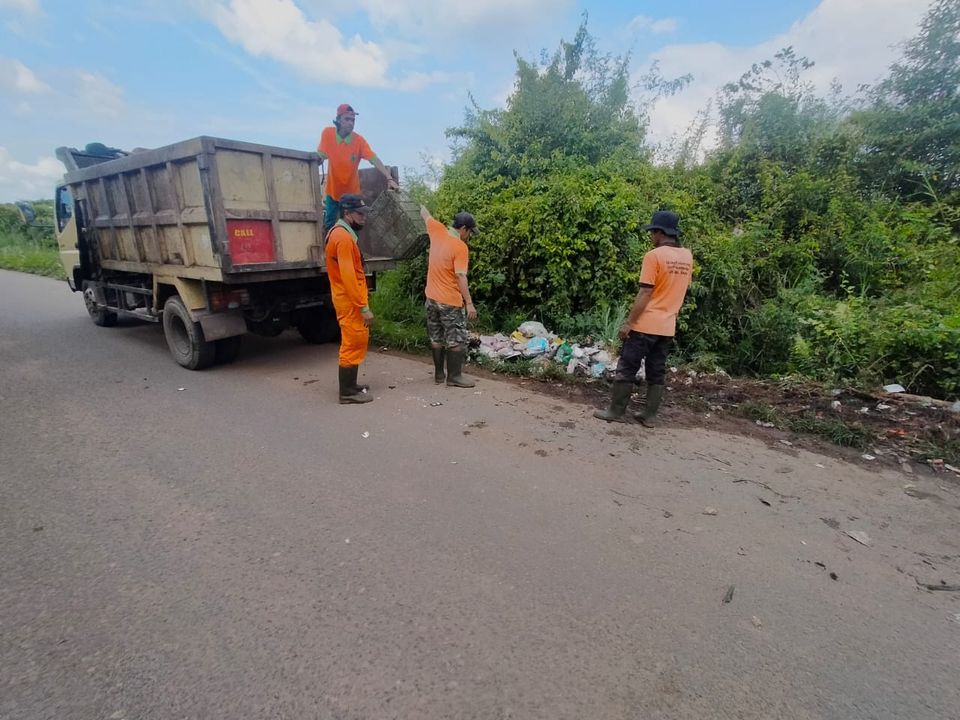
[472,321,630,379]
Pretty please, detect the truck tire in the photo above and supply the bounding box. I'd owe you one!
[83,286,117,327]
[214,336,242,364]
[295,305,340,344]
[162,296,215,370]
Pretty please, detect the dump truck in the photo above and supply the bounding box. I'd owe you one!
[53,136,419,369]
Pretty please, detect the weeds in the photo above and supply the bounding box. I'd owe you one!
[0,232,65,279]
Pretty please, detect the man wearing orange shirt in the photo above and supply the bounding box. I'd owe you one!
[595,211,693,426]
[317,103,398,232]
[420,205,479,388]
[325,194,376,404]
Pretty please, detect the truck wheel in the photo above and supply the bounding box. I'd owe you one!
[83,286,117,327]
[162,296,215,370]
[214,336,242,364]
[295,306,340,344]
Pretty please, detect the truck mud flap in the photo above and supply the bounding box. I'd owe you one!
[196,311,246,341]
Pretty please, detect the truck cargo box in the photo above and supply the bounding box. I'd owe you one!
[56,136,411,284]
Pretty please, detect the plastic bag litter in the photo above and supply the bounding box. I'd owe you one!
[555,342,574,364]
[518,321,549,338]
[524,336,550,356]
[591,363,607,378]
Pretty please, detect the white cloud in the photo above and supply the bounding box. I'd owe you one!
[73,70,126,117]
[207,0,391,87]
[0,0,39,12]
[642,0,931,149]
[0,147,62,201]
[359,0,568,38]
[203,0,464,90]
[628,15,678,35]
[0,58,51,94]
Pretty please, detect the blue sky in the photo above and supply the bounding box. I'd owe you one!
[0,0,931,201]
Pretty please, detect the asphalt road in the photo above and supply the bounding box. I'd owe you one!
[2,269,959,720]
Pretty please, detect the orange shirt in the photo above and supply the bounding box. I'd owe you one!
[325,221,368,311]
[317,127,376,201]
[424,217,469,307]
[630,245,693,337]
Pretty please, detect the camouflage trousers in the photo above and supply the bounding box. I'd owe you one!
[425,298,468,348]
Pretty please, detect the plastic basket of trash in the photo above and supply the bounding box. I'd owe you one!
[360,190,428,261]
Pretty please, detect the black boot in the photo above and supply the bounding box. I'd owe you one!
[339,365,373,404]
[634,384,665,427]
[431,346,446,384]
[593,381,633,422]
[445,349,475,388]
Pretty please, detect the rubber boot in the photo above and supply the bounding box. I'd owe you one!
[445,349,475,388]
[431,346,446,384]
[353,372,370,393]
[635,384,665,427]
[339,365,373,404]
[593,381,633,422]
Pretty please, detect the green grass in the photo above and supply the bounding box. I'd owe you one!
[369,269,428,352]
[0,233,65,279]
[738,400,874,449]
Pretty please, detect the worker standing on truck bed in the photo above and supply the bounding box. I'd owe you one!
[325,194,376,404]
[317,103,398,232]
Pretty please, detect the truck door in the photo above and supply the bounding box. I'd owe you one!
[55,185,81,290]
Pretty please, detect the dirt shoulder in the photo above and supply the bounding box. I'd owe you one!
[378,346,960,477]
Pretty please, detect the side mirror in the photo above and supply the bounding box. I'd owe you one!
[14,201,36,225]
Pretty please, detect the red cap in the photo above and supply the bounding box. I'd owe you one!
[336,103,357,117]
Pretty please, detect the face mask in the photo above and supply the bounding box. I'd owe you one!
[348,219,364,232]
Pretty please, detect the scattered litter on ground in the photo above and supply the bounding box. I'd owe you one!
[722,585,735,604]
[928,459,945,472]
[884,384,906,394]
[388,384,397,389]
[861,454,876,461]
[758,498,772,507]
[177,387,185,391]
[663,510,673,518]
[737,547,746,556]
[831,400,842,411]
[472,320,623,379]
[751,616,763,628]
[830,572,839,581]
[755,420,775,428]
[816,463,826,468]
[779,439,794,447]
[361,431,370,439]
[945,463,960,475]
[845,530,872,547]
[429,401,443,407]
[703,507,718,516]
[303,379,319,385]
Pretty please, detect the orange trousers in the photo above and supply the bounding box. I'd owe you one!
[335,303,369,366]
